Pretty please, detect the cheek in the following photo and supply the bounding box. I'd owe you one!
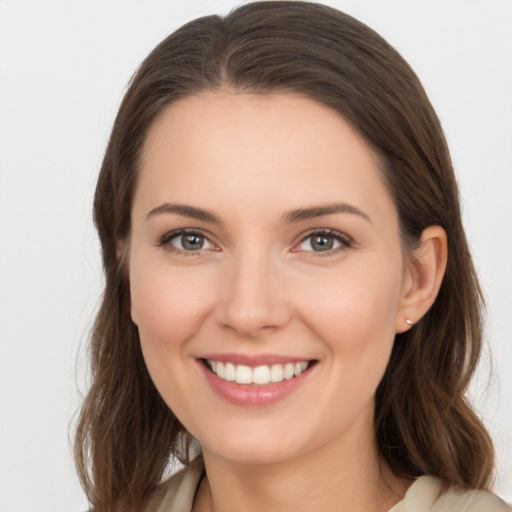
[128,256,218,418]
[129,258,215,350]
[297,263,403,430]
[295,260,403,357]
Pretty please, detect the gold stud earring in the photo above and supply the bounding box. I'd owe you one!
[405,319,414,326]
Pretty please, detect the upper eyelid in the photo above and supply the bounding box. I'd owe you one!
[157,227,353,250]
[293,229,354,254]
[297,228,352,243]
[157,228,219,251]
[160,227,214,241]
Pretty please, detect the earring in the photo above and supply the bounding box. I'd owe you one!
[405,319,414,326]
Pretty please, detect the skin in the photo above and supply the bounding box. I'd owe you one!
[128,90,447,512]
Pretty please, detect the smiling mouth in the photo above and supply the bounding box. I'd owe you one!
[202,359,316,386]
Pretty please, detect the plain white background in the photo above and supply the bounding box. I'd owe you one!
[0,1,510,510]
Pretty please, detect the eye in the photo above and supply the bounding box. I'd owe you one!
[295,230,352,254]
[159,230,216,253]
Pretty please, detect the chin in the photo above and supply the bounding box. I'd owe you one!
[196,423,308,466]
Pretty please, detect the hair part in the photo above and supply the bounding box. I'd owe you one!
[75,2,494,510]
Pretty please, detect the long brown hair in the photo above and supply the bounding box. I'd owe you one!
[74,2,494,510]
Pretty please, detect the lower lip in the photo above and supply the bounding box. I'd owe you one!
[198,361,313,406]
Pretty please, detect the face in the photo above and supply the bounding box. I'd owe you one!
[129,91,412,466]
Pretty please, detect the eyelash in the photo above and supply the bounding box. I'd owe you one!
[294,229,353,257]
[156,229,218,256]
[156,228,353,256]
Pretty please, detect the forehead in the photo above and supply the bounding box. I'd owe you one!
[135,90,396,225]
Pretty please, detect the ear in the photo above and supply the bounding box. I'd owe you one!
[395,225,448,333]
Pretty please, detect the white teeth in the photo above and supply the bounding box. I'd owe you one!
[295,362,308,376]
[207,359,311,385]
[235,364,253,384]
[284,363,295,380]
[270,364,284,383]
[216,362,225,379]
[253,365,271,385]
[224,362,236,382]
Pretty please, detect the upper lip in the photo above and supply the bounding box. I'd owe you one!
[199,353,316,367]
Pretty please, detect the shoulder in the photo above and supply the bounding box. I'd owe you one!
[391,475,511,512]
[145,457,205,512]
[437,485,511,512]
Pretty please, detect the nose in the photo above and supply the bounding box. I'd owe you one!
[214,250,291,339]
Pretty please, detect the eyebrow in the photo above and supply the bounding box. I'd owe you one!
[146,201,371,225]
[146,203,221,224]
[281,203,372,224]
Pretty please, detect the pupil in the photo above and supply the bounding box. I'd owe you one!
[312,235,333,251]
[182,234,203,250]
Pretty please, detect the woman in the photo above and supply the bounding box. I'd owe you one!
[74,2,511,511]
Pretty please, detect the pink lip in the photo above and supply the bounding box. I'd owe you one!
[197,357,315,407]
[200,352,311,367]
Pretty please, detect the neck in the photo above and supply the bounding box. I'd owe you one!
[193,418,411,512]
